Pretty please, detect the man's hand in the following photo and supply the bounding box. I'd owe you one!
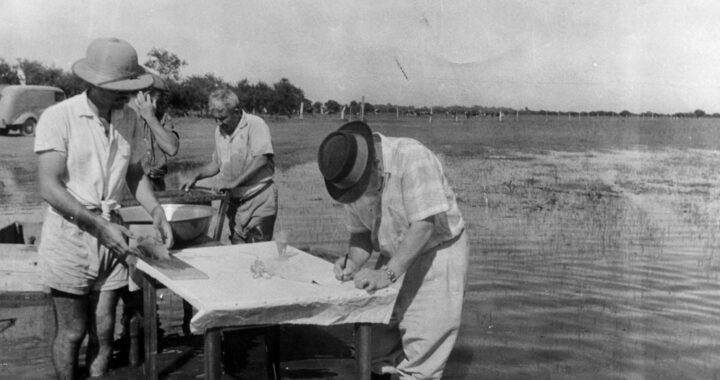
[180,176,198,192]
[211,181,232,193]
[128,91,156,121]
[353,268,392,292]
[93,219,135,260]
[334,255,359,282]
[150,205,174,249]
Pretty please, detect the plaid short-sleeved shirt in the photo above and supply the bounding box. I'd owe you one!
[345,133,464,256]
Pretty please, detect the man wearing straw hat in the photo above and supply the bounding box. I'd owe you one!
[34,37,173,379]
[318,121,469,380]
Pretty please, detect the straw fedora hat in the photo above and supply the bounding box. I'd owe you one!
[318,121,375,203]
[72,37,153,91]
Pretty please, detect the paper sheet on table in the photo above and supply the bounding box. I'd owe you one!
[135,242,399,333]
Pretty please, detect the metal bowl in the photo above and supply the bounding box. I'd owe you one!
[119,204,216,242]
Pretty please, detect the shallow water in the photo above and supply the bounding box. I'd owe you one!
[444,200,720,380]
[4,197,720,379]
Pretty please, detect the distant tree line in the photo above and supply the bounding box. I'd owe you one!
[1,49,717,119]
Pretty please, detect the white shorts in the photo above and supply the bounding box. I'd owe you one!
[38,210,128,295]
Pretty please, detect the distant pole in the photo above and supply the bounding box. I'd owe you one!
[429,106,433,124]
[361,96,365,121]
[299,101,304,120]
[516,111,519,121]
[396,107,399,120]
[341,105,346,121]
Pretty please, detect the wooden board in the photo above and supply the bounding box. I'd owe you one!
[144,256,209,280]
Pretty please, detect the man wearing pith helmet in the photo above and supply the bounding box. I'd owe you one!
[34,37,173,379]
[318,121,469,379]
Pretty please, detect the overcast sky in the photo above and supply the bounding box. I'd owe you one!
[1,0,719,114]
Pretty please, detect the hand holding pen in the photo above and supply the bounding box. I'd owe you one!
[334,252,356,282]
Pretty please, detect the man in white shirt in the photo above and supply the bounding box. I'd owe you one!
[34,37,173,379]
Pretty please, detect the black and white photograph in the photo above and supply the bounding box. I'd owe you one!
[1,1,720,379]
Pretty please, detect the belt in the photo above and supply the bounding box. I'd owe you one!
[428,228,465,252]
[230,179,274,203]
[377,228,465,264]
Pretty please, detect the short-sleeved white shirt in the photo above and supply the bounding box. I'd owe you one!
[345,133,465,256]
[212,112,274,196]
[34,92,143,211]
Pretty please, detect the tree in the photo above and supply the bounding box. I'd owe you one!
[236,79,274,114]
[271,78,304,117]
[312,101,323,114]
[15,59,63,85]
[694,109,706,118]
[301,98,313,115]
[324,99,341,114]
[54,71,87,96]
[0,58,18,84]
[178,73,229,114]
[349,100,360,115]
[144,48,187,80]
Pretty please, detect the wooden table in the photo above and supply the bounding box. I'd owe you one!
[136,242,398,380]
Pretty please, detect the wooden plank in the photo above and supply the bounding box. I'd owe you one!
[143,275,158,380]
[144,256,209,281]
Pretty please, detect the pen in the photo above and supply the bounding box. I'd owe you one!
[341,252,350,282]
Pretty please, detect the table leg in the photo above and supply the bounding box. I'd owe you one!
[264,326,280,380]
[204,328,222,379]
[355,323,372,380]
[142,275,158,380]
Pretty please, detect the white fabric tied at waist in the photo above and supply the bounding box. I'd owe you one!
[50,199,121,228]
[99,200,119,221]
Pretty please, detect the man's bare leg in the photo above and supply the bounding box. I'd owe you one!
[87,289,120,377]
[51,289,88,380]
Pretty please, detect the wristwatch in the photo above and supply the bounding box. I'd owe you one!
[382,265,398,283]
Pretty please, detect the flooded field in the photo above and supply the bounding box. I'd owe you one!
[3,116,720,378]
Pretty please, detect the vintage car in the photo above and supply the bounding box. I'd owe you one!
[0,85,65,136]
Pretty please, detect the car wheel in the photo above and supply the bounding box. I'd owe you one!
[22,118,36,136]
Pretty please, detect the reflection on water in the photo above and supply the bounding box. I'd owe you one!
[447,197,720,380]
[4,196,720,379]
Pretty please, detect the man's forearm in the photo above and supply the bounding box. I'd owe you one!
[348,232,373,267]
[192,161,220,183]
[384,217,435,278]
[127,162,160,213]
[145,117,179,156]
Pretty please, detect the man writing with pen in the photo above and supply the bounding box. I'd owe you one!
[318,121,469,380]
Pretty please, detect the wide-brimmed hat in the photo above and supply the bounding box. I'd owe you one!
[318,121,375,203]
[72,37,153,91]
